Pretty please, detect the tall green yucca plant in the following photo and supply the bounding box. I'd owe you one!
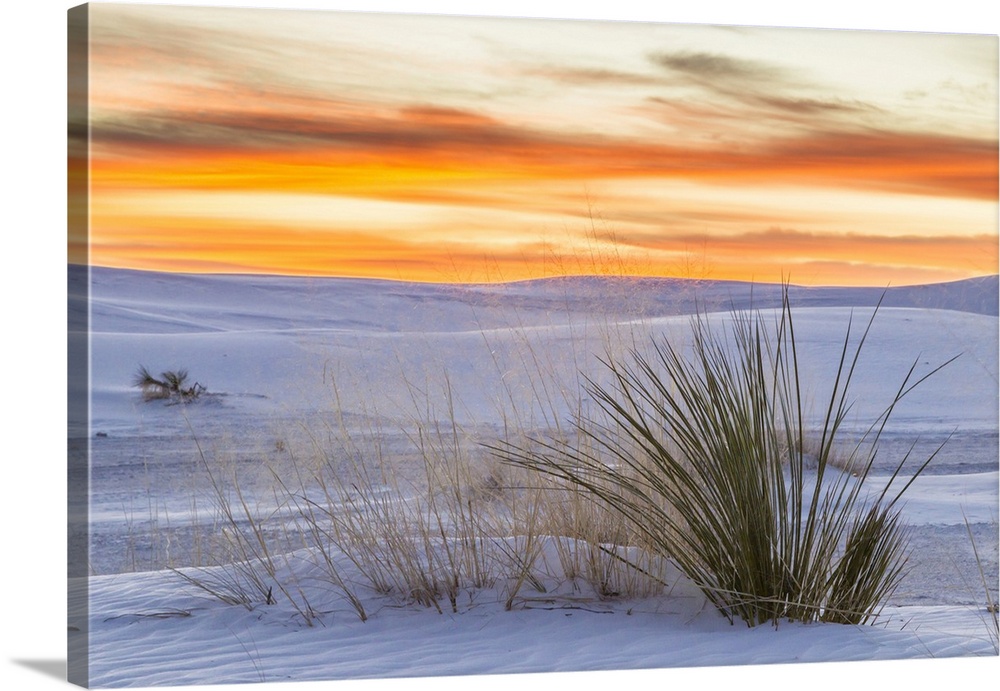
[491,286,955,626]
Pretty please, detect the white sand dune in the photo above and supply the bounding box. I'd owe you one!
[66,268,998,688]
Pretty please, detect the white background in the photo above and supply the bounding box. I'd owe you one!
[2,2,998,690]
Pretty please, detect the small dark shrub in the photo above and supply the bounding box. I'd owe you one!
[133,365,205,402]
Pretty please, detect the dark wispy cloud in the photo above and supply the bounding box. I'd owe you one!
[641,93,874,136]
[749,94,878,117]
[649,50,787,85]
[90,100,540,155]
[526,50,797,103]
[642,48,885,135]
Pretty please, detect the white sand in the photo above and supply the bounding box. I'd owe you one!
[62,267,1000,688]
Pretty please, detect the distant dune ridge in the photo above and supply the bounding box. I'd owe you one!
[74,266,999,337]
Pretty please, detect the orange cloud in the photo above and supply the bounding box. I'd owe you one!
[89,98,998,203]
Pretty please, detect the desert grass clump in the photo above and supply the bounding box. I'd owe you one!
[530,464,671,600]
[171,430,326,626]
[492,287,955,627]
[270,377,526,616]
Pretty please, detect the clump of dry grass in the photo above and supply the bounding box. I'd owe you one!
[170,431,326,626]
[174,380,674,621]
[536,474,671,600]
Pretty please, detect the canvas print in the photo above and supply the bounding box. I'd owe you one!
[67,3,999,688]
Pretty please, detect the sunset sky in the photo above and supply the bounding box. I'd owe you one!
[72,3,999,285]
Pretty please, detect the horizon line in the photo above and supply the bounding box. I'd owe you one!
[75,262,1000,291]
